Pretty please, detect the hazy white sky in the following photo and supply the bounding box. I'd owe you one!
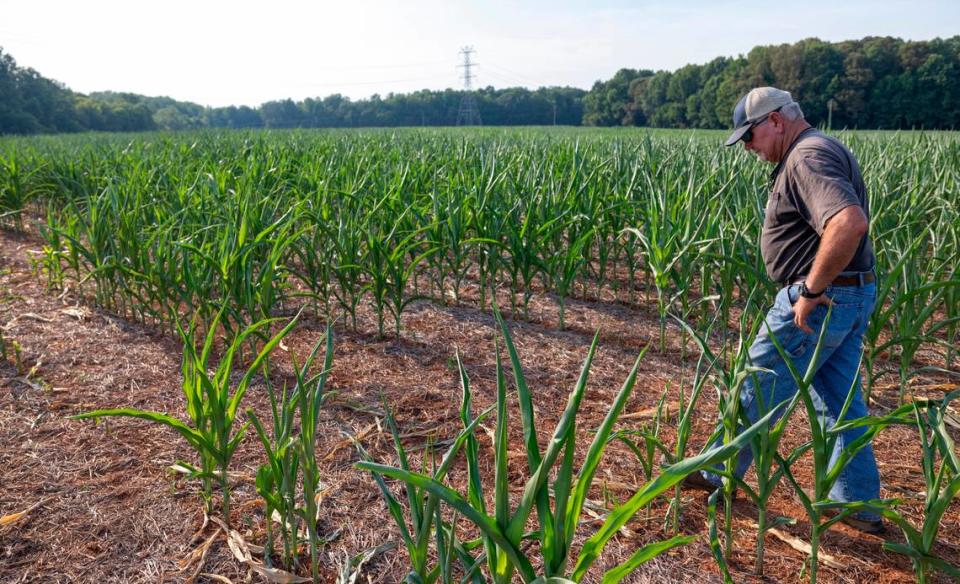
[1,0,956,107]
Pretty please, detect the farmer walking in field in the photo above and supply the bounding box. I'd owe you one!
[682,87,883,533]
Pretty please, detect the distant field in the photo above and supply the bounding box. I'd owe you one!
[2,127,957,383]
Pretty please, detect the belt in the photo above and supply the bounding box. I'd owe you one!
[791,272,876,288]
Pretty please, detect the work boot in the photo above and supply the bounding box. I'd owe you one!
[679,471,736,501]
[823,509,885,534]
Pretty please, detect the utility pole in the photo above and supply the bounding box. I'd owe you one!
[456,46,482,126]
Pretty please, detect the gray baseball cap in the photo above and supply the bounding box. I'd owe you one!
[724,87,797,146]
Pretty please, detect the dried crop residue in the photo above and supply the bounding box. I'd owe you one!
[1,227,957,584]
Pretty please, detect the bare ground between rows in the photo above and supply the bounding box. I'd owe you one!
[1,227,958,584]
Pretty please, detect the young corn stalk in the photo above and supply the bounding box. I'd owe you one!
[424,187,472,305]
[358,306,781,583]
[178,203,299,344]
[471,188,510,312]
[363,211,435,339]
[355,392,488,584]
[298,329,335,584]
[248,366,302,572]
[663,351,711,535]
[887,271,958,404]
[570,405,781,583]
[550,226,594,330]
[502,202,559,319]
[331,215,366,331]
[678,311,775,565]
[702,376,802,580]
[72,310,300,523]
[606,390,672,529]
[608,390,670,482]
[288,214,335,319]
[249,329,335,580]
[623,208,708,350]
[743,383,802,577]
[769,313,914,584]
[0,155,48,232]
[831,391,960,583]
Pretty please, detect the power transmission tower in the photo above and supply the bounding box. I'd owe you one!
[456,46,482,126]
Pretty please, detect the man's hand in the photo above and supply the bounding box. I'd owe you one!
[793,293,833,333]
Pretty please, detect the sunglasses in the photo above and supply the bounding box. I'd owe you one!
[742,114,771,143]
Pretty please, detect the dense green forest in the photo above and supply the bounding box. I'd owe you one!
[585,36,960,129]
[1,35,958,134]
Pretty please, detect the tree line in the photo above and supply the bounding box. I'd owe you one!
[584,36,960,130]
[1,35,958,135]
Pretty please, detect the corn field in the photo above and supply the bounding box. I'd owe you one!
[1,127,958,583]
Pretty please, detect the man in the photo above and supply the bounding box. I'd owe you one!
[683,87,882,533]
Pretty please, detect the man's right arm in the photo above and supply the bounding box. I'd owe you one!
[791,205,868,333]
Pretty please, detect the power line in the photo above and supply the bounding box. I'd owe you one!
[293,75,449,89]
[483,70,531,88]
[307,60,449,73]
[485,62,539,86]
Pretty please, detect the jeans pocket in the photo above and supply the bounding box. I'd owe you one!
[764,309,809,359]
[785,326,812,358]
[771,286,797,322]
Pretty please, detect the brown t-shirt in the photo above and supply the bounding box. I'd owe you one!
[760,129,876,285]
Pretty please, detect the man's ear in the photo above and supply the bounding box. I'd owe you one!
[770,111,786,131]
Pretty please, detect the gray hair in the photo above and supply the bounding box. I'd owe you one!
[780,102,804,121]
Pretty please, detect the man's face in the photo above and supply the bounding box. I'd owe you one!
[742,113,781,163]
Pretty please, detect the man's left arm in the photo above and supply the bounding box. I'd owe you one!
[793,205,868,333]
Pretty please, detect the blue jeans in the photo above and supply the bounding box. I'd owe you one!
[702,282,879,511]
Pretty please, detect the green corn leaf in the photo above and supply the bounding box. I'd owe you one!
[572,404,780,580]
[354,461,537,583]
[599,535,696,584]
[565,345,648,546]
[71,408,210,452]
[706,489,733,584]
[507,330,600,544]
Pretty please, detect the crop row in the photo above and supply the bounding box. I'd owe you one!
[2,129,957,400]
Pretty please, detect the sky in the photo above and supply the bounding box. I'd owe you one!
[1,0,957,108]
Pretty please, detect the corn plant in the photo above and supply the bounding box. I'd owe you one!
[743,385,802,576]
[358,306,782,583]
[623,209,708,350]
[249,369,301,572]
[570,409,781,583]
[362,211,436,339]
[298,329,335,583]
[608,391,670,482]
[288,214,334,318]
[545,224,594,330]
[662,350,712,535]
[769,312,915,584]
[470,189,511,312]
[501,201,559,319]
[330,214,366,331]
[424,186,474,305]
[355,392,489,584]
[0,155,49,231]
[72,310,300,523]
[677,311,778,565]
[177,202,300,341]
[831,391,960,583]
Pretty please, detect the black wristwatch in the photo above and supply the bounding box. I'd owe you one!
[799,281,824,299]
